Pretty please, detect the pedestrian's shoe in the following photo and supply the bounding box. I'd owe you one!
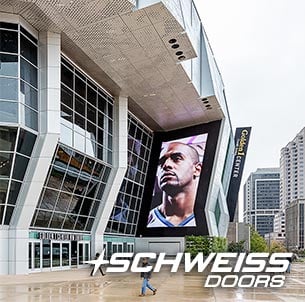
[139,294,145,297]
[153,289,157,295]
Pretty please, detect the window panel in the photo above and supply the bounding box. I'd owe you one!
[0,179,9,203]
[75,76,86,98]
[60,123,73,146]
[97,94,107,113]
[34,210,52,227]
[20,35,37,65]
[4,205,14,224]
[24,105,38,131]
[0,152,13,178]
[61,64,73,89]
[0,101,18,123]
[46,166,66,190]
[12,154,29,181]
[87,85,97,107]
[63,215,77,229]
[20,80,38,110]
[49,212,65,229]
[0,53,18,77]
[0,22,18,30]
[0,204,4,224]
[7,180,21,205]
[20,58,37,88]
[0,127,17,151]
[55,191,72,212]
[0,78,18,101]
[61,85,73,109]
[0,30,18,53]
[40,188,60,210]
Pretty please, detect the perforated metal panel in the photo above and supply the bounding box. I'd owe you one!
[0,0,224,130]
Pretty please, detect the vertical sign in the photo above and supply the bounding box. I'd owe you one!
[227,127,251,221]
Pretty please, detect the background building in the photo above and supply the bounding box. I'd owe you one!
[243,168,280,236]
[0,0,234,275]
[280,127,305,250]
[286,199,305,250]
[280,127,305,209]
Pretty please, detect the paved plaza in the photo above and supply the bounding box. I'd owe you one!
[0,262,305,301]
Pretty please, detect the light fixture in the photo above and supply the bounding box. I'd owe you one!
[175,51,183,56]
[168,38,177,44]
[171,44,179,49]
[178,55,186,60]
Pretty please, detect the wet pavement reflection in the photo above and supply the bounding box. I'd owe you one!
[0,263,305,301]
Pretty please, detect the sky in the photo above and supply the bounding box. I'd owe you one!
[193,0,305,218]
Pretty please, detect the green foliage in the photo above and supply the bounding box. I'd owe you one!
[269,240,286,253]
[227,240,246,253]
[185,235,227,257]
[250,227,268,252]
[212,237,227,252]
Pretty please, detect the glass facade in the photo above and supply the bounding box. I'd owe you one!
[0,22,38,130]
[60,56,113,165]
[106,114,153,236]
[0,127,36,224]
[256,215,274,236]
[300,203,304,249]
[31,144,112,232]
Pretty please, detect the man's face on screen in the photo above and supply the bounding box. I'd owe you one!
[157,142,201,194]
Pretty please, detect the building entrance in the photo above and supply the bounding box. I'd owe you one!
[29,239,89,272]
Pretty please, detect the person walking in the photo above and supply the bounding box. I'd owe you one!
[139,258,157,296]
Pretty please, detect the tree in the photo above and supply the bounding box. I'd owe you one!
[250,227,268,252]
[269,240,287,253]
[227,240,246,253]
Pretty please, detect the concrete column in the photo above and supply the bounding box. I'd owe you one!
[92,96,128,255]
[7,32,61,274]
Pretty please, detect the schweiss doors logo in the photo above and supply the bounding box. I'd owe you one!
[86,251,293,288]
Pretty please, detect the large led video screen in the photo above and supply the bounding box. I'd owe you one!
[137,120,221,237]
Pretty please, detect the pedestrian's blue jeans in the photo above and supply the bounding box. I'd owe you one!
[141,278,155,294]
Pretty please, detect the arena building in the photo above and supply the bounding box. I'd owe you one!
[0,0,234,274]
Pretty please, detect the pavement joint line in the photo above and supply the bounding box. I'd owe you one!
[288,278,305,286]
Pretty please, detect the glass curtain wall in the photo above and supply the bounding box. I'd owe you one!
[0,127,36,224]
[60,56,113,165]
[0,22,38,130]
[31,144,112,232]
[106,114,153,235]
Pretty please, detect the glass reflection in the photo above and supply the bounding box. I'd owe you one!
[4,205,14,224]
[50,212,65,229]
[63,214,77,229]
[20,58,37,88]
[67,151,84,173]
[20,35,37,65]
[35,211,52,227]
[0,179,9,203]
[7,180,21,205]
[0,53,18,77]
[17,128,36,156]
[0,79,18,101]
[32,142,112,231]
[0,30,18,53]
[0,127,17,151]
[0,152,13,177]
[40,188,60,210]
[55,191,72,212]
[20,80,38,110]
[54,146,71,170]
[46,166,66,190]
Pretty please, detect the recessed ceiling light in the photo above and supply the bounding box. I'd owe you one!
[175,51,183,56]
[171,44,180,49]
[178,55,186,60]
